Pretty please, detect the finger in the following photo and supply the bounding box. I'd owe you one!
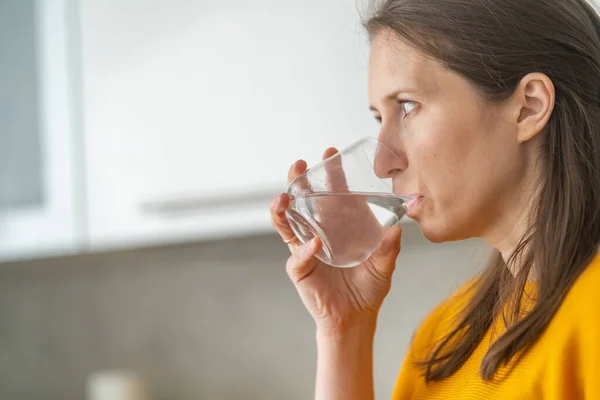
[287,160,308,185]
[367,225,402,279]
[270,193,301,249]
[287,160,312,197]
[322,147,338,160]
[286,236,321,283]
[323,147,349,193]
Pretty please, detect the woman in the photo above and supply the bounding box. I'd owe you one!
[270,0,600,398]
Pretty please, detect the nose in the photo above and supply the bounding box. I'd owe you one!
[373,140,407,179]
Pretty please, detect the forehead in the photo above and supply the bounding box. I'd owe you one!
[368,31,442,100]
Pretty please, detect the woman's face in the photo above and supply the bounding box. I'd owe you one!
[368,32,532,243]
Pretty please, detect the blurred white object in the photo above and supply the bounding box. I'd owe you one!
[86,371,148,400]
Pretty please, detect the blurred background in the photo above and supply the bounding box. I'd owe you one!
[0,0,495,399]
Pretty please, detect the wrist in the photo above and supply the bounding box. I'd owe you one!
[316,313,378,342]
[314,314,376,400]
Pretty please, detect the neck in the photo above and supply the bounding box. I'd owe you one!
[484,179,539,277]
[495,208,533,277]
[481,138,544,277]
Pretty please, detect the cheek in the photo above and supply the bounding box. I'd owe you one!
[409,114,495,230]
[417,119,517,240]
[411,120,472,199]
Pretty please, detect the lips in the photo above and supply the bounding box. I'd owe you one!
[406,195,424,217]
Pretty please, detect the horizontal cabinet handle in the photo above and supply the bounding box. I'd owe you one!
[139,186,281,216]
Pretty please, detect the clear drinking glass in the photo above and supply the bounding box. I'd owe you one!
[285,136,415,268]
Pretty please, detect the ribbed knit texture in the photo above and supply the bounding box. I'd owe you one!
[392,253,600,400]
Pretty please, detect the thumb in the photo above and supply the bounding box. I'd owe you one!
[368,225,402,278]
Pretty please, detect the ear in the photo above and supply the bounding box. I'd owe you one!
[513,73,555,143]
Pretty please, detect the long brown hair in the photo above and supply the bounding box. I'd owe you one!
[365,0,600,382]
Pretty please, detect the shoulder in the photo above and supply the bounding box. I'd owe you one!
[552,253,600,332]
[569,252,600,296]
[392,277,479,397]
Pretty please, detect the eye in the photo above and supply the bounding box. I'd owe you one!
[398,100,417,119]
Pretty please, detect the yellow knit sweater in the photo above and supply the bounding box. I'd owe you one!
[392,253,600,400]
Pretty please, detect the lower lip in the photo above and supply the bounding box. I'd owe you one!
[406,196,424,218]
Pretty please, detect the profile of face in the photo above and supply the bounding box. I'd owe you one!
[368,31,554,246]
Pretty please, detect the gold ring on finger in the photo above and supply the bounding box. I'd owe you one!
[283,236,297,244]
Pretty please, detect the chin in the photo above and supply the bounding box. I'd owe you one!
[420,228,451,243]
[418,218,469,243]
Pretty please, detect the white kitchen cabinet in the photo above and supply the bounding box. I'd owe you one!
[80,0,379,249]
[0,0,80,262]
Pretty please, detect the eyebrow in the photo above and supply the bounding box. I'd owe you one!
[369,88,419,112]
